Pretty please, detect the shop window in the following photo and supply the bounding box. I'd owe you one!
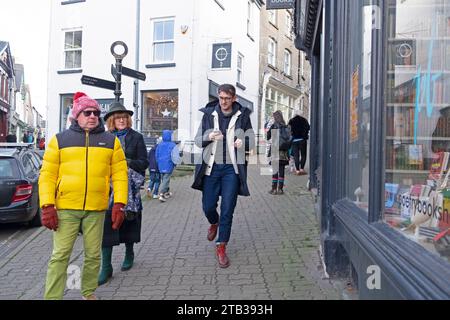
[384,0,450,259]
[142,90,178,138]
[264,87,295,125]
[345,1,373,211]
[60,94,73,131]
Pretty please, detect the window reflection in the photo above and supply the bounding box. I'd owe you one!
[384,0,450,260]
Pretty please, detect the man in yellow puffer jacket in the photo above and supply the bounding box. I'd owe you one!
[39,92,128,300]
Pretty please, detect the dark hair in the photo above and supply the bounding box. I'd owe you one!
[273,110,286,126]
[218,84,236,97]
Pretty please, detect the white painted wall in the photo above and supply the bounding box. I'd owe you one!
[47,0,260,145]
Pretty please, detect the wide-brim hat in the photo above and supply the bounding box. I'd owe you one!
[104,101,134,121]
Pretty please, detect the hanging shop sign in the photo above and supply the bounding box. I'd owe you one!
[266,0,295,10]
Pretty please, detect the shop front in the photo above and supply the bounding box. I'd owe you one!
[294,0,450,299]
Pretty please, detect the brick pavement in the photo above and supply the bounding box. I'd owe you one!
[0,163,343,300]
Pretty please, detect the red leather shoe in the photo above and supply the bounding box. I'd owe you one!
[207,224,218,241]
[216,243,230,268]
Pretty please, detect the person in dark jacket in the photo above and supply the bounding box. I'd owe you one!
[267,111,290,195]
[156,130,180,202]
[192,84,255,268]
[98,101,149,285]
[288,111,310,175]
[146,140,161,199]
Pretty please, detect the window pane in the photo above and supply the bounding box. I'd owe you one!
[164,20,174,40]
[142,90,179,138]
[73,31,82,48]
[345,1,372,211]
[65,51,74,69]
[384,0,450,259]
[164,42,174,61]
[65,32,73,49]
[74,50,82,68]
[154,21,164,41]
[153,43,164,62]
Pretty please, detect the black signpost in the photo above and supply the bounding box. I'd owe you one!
[81,75,116,91]
[81,41,146,103]
[122,66,146,81]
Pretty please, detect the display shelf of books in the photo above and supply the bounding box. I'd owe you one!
[384,7,450,259]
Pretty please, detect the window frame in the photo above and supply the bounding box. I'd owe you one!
[268,37,277,67]
[237,52,244,84]
[63,29,82,70]
[151,17,175,64]
[285,11,293,38]
[283,49,292,76]
[268,9,277,27]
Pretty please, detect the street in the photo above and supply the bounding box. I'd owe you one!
[0,164,345,300]
[0,223,39,262]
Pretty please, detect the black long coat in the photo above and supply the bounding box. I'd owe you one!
[191,100,255,196]
[103,128,149,247]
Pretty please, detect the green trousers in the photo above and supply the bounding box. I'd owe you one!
[44,210,105,300]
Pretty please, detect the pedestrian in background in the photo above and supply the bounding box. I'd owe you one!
[39,92,128,300]
[192,83,254,268]
[98,102,149,285]
[267,111,290,195]
[156,130,180,202]
[146,139,161,199]
[288,110,310,175]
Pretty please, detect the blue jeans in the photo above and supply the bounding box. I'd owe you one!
[159,173,172,194]
[147,171,160,195]
[202,164,239,243]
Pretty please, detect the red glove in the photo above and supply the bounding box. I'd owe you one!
[112,203,125,230]
[41,205,58,231]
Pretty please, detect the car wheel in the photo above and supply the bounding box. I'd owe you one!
[29,207,42,227]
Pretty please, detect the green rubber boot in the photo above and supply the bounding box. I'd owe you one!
[121,243,134,271]
[98,247,113,286]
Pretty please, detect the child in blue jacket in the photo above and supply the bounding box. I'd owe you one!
[146,140,160,199]
[155,130,181,202]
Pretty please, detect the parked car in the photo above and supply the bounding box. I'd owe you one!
[0,143,42,226]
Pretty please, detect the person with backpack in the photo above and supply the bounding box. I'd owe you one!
[146,138,161,199]
[155,130,180,202]
[267,110,291,195]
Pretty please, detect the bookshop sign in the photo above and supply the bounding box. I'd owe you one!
[266,0,295,10]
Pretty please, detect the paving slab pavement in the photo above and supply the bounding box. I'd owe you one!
[0,164,344,300]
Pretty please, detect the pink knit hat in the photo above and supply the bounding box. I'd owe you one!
[72,92,100,119]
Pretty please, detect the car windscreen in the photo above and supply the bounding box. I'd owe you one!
[0,158,20,178]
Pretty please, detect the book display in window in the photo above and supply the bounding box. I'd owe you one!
[384,3,450,258]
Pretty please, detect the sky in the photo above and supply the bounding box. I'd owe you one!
[0,0,51,116]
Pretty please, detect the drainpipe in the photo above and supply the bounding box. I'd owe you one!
[133,0,141,130]
[259,71,271,154]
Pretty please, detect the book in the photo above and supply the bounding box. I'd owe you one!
[385,183,400,208]
[408,144,423,168]
[428,151,449,181]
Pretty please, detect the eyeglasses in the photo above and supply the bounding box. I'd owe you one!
[219,96,233,101]
[82,110,101,117]
[114,115,129,121]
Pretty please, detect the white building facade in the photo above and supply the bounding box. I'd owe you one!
[47,0,263,147]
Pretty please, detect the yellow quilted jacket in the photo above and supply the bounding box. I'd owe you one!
[38,122,128,211]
